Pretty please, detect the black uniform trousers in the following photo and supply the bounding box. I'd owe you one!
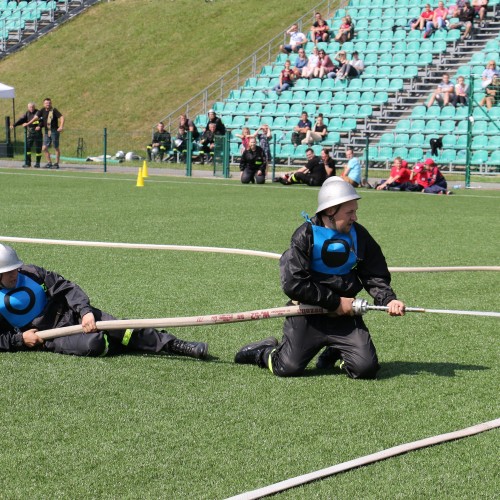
[262,313,379,379]
[26,130,43,165]
[43,308,175,357]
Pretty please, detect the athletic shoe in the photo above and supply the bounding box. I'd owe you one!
[52,163,59,169]
[316,347,342,369]
[168,339,208,359]
[34,164,40,168]
[44,163,52,169]
[22,164,31,168]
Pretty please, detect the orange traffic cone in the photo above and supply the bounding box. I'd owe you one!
[136,167,144,187]
[142,160,149,178]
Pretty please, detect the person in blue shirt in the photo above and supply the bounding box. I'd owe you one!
[341,148,362,187]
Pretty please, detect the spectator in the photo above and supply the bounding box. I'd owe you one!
[239,137,267,184]
[433,1,449,29]
[320,147,336,178]
[301,47,320,79]
[235,127,253,154]
[316,49,336,79]
[375,158,411,190]
[311,17,330,45]
[399,162,430,192]
[280,24,307,54]
[411,4,434,37]
[200,122,217,163]
[292,48,309,78]
[302,114,328,145]
[341,148,362,188]
[479,74,500,110]
[336,50,364,80]
[449,1,474,39]
[426,74,455,108]
[481,60,500,86]
[334,16,354,44]
[452,75,469,106]
[234,177,405,379]
[273,59,296,95]
[422,158,452,195]
[147,122,171,162]
[27,97,64,169]
[291,111,312,146]
[449,0,466,17]
[205,109,226,136]
[10,102,43,168]
[179,113,200,141]
[471,0,488,27]
[274,147,329,186]
[0,244,208,359]
[255,123,272,163]
[172,126,187,162]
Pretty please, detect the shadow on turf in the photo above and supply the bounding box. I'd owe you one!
[377,361,489,379]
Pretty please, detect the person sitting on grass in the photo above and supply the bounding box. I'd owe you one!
[375,157,411,191]
[273,147,330,186]
[341,148,362,188]
[0,244,208,359]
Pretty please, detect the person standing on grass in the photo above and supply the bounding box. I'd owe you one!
[234,177,405,379]
[10,102,43,168]
[26,97,64,169]
[0,244,208,360]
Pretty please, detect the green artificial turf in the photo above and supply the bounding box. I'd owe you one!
[0,169,498,498]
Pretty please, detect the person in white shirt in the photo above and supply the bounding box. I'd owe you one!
[280,24,307,54]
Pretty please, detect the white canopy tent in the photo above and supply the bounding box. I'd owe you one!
[0,82,16,146]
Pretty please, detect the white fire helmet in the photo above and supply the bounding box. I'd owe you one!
[316,176,361,214]
[0,244,23,273]
[115,151,125,160]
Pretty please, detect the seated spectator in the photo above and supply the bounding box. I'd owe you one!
[471,0,488,27]
[147,121,171,162]
[172,126,187,162]
[291,112,312,146]
[273,59,296,94]
[316,49,336,79]
[411,4,434,37]
[433,1,449,29]
[481,60,500,87]
[255,123,272,162]
[274,147,329,186]
[449,0,466,17]
[312,18,330,45]
[336,50,364,80]
[452,75,469,106]
[179,113,200,141]
[240,137,267,184]
[426,74,455,108]
[480,74,500,110]
[292,48,309,78]
[399,162,429,192]
[302,114,328,145]
[449,1,474,39]
[200,122,217,163]
[422,158,452,195]
[375,157,411,190]
[280,24,307,54]
[341,148,362,188]
[235,127,253,154]
[334,16,354,44]
[206,109,226,136]
[320,147,336,178]
[301,47,320,79]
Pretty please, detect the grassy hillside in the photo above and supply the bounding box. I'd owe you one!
[0,0,322,133]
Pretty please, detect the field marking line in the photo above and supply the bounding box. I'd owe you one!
[1,236,499,272]
[225,418,500,500]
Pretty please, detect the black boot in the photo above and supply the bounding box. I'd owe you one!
[316,347,342,369]
[235,337,278,365]
[168,339,208,359]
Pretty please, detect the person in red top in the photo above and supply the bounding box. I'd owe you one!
[273,60,295,94]
[375,157,411,190]
[411,4,434,37]
[422,158,452,195]
[399,162,430,192]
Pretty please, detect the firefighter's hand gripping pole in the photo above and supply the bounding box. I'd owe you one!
[352,298,500,318]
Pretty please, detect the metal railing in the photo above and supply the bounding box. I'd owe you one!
[158,0,344,134]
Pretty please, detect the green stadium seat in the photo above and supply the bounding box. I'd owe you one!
[342,41,355,53]
[407,40,420,53]
[328,118,343,132]
[277,143,295,160]
[317,104,332,117]
[425,119,440,134]
[471,136,488,150]
[358,91,374,105]
[372,91,389,105]
[379,41,393,54]
[235,102,250,114]
[318,90,333,103]
[426,106,440,119]
[393,41,407,53]
[293,79,309,90]
[231,115,246,128]
[417,53,432,66]
[404,66,419,79]
[261,103,277,116]
[344,104,359,117]
[332,91,348,104]
[439,121,456,135]
[484,40,499,52]
[394,133,409,146]
[341,118,357,132]
[292,145,309,159]
[446,29,461,43]
[354,41,367,53]
[469,52,485,65]
[247,103,262,116]
[238,90,254,102]
[288,103,303,115]
[221,115,233,127]
[304,90,320,103]
[365,41,380,53]
[330,104,345,117]
[323,132,341,146]
[361,78,376,91]
[366,30,381,43]
[223,101,237,113]
[389,78,404,92]
[289,90,306,103]
[285,117,299,130]
[442,135,456,149]
[395,119,411,133]
[246,116,261,128]
[378,133,394,147]
[364,53,379,65]
[252,90,267,102]
[412,105,427,119]
[393,147,408,158]
[379,53,392,66]
[486,121,500,136]
[454,107,469,121]
[488,150,500,166]
[271,117,287,130]
[410,119,425,133]
[471,150,488,165]
[485,52,499,63]
[321,78,335,90]
[393,29,407,41]
[408,147,424,162]
[373,146,393,162]
[359,104,373,118]
[278,90,293,102]
[407,30,421,41]
[439,106,456,120]
[409,133,425,148]
[437,150,456,163]
[472,121,488,135]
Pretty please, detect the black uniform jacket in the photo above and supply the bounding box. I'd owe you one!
[0,265,93,351]
[280,217,397,311]
[239,146,267,173]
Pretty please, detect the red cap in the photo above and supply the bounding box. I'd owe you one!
[401,160,408,168]
[414,163,423,173]
[424,158,435,166]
